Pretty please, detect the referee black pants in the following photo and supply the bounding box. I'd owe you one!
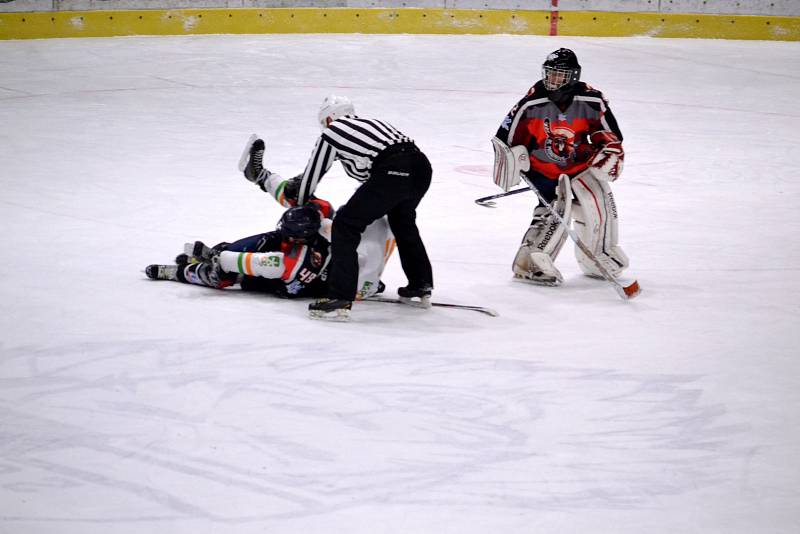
[328,143,433,301]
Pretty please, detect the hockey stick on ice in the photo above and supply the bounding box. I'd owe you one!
[365,296,499,317]
[475,186,531,207]
[520,174,641,300]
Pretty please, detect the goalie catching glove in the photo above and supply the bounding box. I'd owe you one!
[588,131,624,182]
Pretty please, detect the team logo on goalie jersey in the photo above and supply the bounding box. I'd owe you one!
[311,251,323,268]
[542,118,577,165]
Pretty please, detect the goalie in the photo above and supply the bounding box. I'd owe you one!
[493,48,629,286]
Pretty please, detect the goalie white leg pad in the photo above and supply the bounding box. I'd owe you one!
[356,217,395,300]
[218,250,285,279]
[520,176,572,258]
[511,177,572,285]
[570,172,629,278]
[518,205,569,257]
[491,137,530,192]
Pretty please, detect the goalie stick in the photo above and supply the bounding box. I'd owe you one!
[475,186,531,207]
[365,296,499,317]
[520,174,641,301]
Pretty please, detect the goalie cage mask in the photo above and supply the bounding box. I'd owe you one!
[542,48,581,92]
[278,205,322,242]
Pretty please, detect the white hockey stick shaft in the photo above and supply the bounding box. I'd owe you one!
[519,174,640,300]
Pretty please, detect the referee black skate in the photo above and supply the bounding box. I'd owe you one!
[296,95,434,321]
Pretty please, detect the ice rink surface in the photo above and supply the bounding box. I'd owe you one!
[1,32,799,533]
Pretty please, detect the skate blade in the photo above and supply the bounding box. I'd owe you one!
[513,274,562,287]
[309,308,351,322]
[398,295,432,309]
[238,133,259,172]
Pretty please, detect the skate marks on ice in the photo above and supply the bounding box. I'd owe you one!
[453,164,492,178]
[0,341,752,524]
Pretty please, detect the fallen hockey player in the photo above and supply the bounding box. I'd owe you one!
[145,150,396,310]
[145,198,393,302]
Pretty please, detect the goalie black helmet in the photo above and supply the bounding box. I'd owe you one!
[542,48,581,92]
[278,205,321,242]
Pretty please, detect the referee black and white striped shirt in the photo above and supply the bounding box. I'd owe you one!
[297,115,413,205]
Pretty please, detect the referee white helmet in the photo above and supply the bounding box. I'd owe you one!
[318,95,355,130]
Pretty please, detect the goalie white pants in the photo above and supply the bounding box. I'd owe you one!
[512,172,629,282]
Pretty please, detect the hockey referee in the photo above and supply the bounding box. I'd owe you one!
[297,95,434,321]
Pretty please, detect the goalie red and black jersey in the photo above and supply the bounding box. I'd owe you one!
[496,81,623,181]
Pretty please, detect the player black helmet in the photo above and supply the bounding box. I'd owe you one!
[542,48,581,92]
[278,205,321,242]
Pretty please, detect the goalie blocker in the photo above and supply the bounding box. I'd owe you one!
[491,137,530,192]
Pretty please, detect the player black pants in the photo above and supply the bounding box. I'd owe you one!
[328,142,433,301]
[526,171,559,203]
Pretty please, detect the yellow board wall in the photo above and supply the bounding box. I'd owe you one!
[0,8,798,41]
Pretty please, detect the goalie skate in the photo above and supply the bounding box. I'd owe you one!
[512,251,564,286]
[513,272,562,286]
[145,264,179,281]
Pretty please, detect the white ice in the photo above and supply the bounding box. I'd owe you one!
[1,33,799,534]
